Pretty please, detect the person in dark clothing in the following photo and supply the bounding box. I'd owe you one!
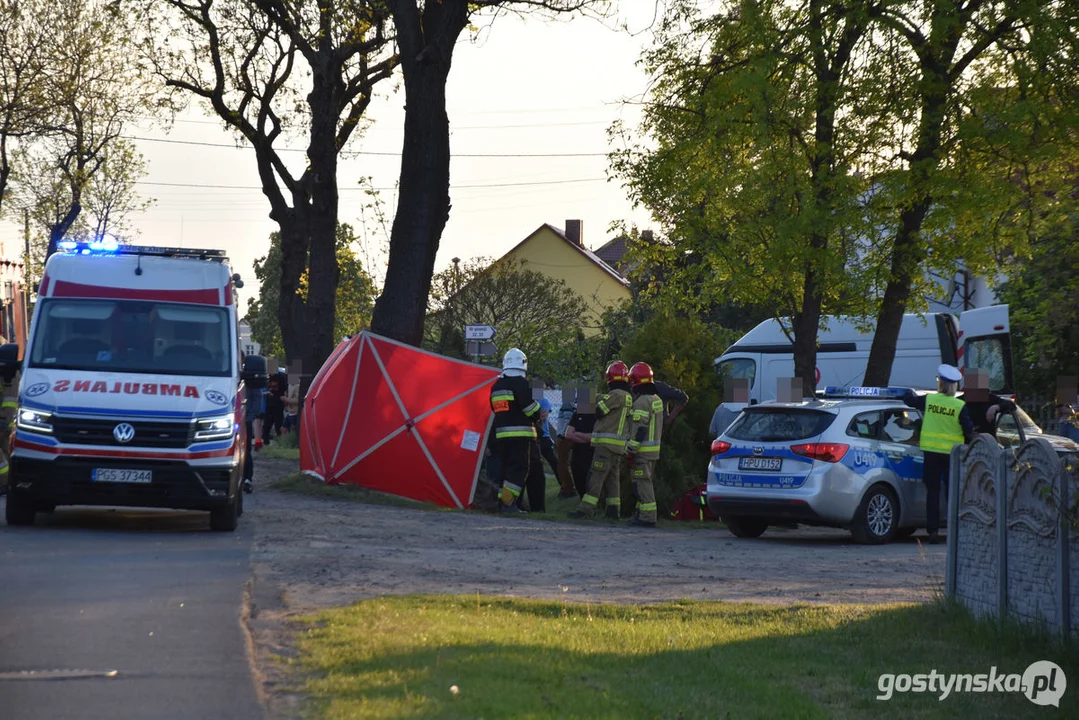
[958,367,1016,436]
[536,398,559,476]
[653,379,689,425]
[564,407,597,498]
[263,372,285,443]
[903,365,975,543]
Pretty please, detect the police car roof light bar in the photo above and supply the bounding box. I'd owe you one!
[821,386,913,399]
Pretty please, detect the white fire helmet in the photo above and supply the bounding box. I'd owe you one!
[502,347,527,376]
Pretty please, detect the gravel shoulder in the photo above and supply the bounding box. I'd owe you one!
[242,457,946,718]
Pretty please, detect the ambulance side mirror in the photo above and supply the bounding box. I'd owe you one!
[0,343,19,382]
[241,354,269,389]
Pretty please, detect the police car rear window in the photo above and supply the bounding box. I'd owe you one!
[725,408,835,442]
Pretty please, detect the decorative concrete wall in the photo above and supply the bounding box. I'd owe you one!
[946,435,1077,637]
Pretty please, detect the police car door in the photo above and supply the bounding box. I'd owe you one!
[879,407,925,525]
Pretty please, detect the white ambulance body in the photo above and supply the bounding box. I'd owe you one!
[715,306,1013,404]
[5,242,250,531]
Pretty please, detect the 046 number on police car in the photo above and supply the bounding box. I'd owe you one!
[92,468,152,484]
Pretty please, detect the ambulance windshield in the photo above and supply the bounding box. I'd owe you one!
[29,299,232,377]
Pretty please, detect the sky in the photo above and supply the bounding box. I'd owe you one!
[0,6,661,314]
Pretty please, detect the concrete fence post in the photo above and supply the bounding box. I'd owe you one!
[946,446,961,600]
[997,448,1009,624]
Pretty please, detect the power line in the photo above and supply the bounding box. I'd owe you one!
[122,134,608,158]
[136,177,607,191]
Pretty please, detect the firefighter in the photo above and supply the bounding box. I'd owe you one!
[0,351,19,494]
[568,360,633,520]
[903,365,975,544]
[626,361,664,528]
[490,347,542,514]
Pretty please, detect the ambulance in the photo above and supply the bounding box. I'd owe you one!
[1,240,261,531]
[714,306,1013,404]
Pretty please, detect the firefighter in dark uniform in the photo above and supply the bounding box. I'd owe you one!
[490,347,542,514]
[626,362,664,528]
[903,364,974,544]
[568,361,633,520]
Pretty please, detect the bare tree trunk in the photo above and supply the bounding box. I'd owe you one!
[370,0,468,346]
[46,200,81,258]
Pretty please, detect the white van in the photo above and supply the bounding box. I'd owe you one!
[2,241,262,531]
[714,306,1013,404]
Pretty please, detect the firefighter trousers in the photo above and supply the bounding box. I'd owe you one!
[574,446,624,518]
[630,456,658,523]
[498,437,534,508]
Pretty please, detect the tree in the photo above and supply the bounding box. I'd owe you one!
[370,0,599,347]
[861,0,1079,385]
[611,0,885,393]
[140,0,396,393]
[245,223,377,359]
[18,138,151,285]
[0,0,50,219]
[423,256,593,384]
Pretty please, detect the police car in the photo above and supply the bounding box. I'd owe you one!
[706,386,932,544]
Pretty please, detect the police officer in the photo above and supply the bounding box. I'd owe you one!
[490,348,542,514]
[626,362,665,528]
[568,361,633,520]
[903,365,974,544]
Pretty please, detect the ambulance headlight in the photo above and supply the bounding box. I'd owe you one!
[194,414,235,442]
[17,409,53,434]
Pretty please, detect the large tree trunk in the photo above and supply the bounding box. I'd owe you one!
[863,92,949,387]
[370,0,468,346]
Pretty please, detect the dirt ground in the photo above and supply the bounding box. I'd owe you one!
[243,457,946,718]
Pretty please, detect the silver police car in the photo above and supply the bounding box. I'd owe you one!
[706,386,932,544]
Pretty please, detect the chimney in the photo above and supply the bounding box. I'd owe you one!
[565,219,582,246]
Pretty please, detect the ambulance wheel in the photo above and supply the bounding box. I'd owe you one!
[852,485,899,545]
[210,496,239,532]
[236,491,244,517]
[724,516,767,538]
[5,488,36,526]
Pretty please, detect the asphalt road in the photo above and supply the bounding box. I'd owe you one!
[0,500,264,720]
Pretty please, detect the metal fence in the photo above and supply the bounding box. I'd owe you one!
[945,435,1078,638]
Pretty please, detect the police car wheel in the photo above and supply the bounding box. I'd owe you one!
[851,485,898,545]
[5,488,36,526]
[724,516,768,539]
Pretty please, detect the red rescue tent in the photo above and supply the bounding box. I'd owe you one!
[299,331,500,508]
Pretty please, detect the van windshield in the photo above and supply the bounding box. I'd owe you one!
[29,299,233,377]
[716,357,756,388]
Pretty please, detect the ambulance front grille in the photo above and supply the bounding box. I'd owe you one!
[51,416,194,448]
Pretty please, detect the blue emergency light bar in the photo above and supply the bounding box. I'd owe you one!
[57,239,227,261]
[821,386,913,399]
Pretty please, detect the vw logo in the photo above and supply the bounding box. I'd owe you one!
[753,446,764,455]
[113,423,136,444]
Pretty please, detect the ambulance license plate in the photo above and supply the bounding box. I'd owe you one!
[739,457,782,471]
[92,468,153,484]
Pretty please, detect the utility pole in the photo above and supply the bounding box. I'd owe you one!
[23,209,31,345]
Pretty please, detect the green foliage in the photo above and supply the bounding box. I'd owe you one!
[997,213,1079,403]
[423,256,594,385]
[245,223,376,361]
[616,309,734,515]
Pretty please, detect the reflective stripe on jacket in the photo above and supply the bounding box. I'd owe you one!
[490,374,539,439]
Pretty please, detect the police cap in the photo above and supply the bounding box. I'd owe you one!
[937,364,962,383]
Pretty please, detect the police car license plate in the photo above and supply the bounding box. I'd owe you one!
[92,468,152,484]
[739,457,782,471]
